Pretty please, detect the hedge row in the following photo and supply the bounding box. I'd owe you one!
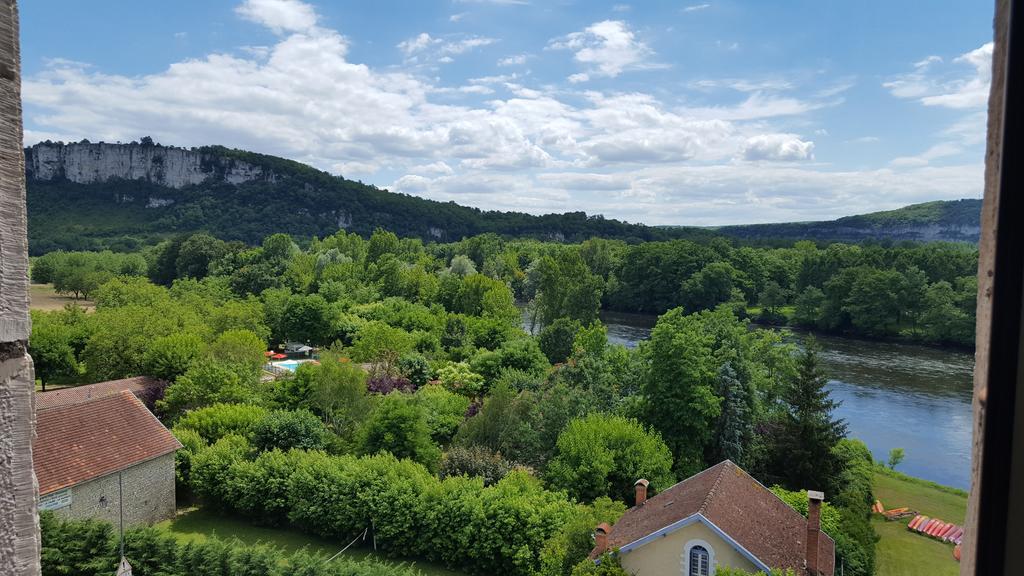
[40,511,422,576]
[186,436,597,576]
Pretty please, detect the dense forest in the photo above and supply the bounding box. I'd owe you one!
[31,227,888,576]
[26,140,980,255]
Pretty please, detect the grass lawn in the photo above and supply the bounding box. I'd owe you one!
[156,508,466,576]
[29,283,93,312]
[872,470,967,576]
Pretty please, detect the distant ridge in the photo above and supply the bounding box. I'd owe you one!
[24,140,980,254]
[713,199,982,244]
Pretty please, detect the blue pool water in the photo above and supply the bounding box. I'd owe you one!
[273,360,302,372]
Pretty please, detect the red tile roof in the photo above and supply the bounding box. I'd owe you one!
[36,376,165,411]
[34,390,181,495]
[602,460,835,576]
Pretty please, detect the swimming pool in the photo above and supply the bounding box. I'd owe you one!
[271,360,303,372]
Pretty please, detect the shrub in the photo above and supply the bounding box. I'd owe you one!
[397,352,431,387]
[39,510,424,576]
[436,361,485,397]
[546,413,675,503]
[252,409,327,452]
[189,434,252,507]
[413,384,471,444]
[174,403,269,443]
[367,373,415,394]
[440,445,514,486]
[358,393,441,472]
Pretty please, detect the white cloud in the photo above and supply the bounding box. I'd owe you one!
[548,20,662,81]
[885,42,992,109]
[682,3,711,13]
[235,0,317,34]
[612,4,631,12]
[398,33,496,62]
[449,12,468,22]
[498,54,528,66]
[21,0,979,226]
[692,78,794,92]
[741,134,815,162]
[397,33,439,56]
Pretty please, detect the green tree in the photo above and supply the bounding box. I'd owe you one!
[358,393,442,471]
[143,332,205,381]
[546,413,675,503]
[413,384,471,444]
[711,361,755,467]
[533,251,604,328]
[887,447,905,470]
[641,308,719,476]
[770,337,848,495]
[208,329,266,374]
[680,261,744,312]
[159,359,259,417]
[538,317,582,364]
[29,312,79,388]
[793,286,826,328]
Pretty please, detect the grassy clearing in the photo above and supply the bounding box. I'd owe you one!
[29,283,93,312]
[872,470,967,576]
[156,508,466,576]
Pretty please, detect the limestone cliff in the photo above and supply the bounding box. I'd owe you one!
[25,141,274,188]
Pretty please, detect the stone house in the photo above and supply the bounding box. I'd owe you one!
[590,460,835,576]
[33,389,181,526]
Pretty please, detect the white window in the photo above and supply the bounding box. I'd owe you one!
[689,545,710,576]
[683,539,715,576]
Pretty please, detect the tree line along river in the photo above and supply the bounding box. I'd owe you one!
[562,310,975,490]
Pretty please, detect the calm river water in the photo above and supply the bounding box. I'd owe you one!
[527,309,975,489]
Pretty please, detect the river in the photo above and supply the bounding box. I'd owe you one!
[526,309,975,489]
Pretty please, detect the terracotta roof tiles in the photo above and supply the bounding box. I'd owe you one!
[36,376,165,411]
[603,460,835,576]
[34,390,181,495]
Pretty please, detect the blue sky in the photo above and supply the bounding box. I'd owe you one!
[20,1,993,225]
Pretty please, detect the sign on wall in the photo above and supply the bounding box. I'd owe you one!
[39,488,72,511]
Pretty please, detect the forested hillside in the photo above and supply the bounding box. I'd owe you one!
[25,141,708,255]
[714,199,982,244]
[26,140,978,255]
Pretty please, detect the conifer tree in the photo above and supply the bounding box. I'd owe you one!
[772,337,847,494]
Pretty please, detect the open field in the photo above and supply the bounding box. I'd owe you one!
[29,283,93,311]
[156,507,466,576]
[872,469,967,576]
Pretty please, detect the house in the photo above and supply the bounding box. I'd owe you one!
[35,375,167,411]
[590,460,835,576]
[34,389,181,526]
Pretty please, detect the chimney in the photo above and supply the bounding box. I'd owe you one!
[634,478,650,506]
[593,523,611,557]
[806,490,824,576]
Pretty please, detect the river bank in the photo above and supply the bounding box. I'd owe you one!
[872,467,966,576]
[522,306,975,490]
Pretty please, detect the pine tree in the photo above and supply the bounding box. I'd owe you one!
[772,337,847,495]
[712,361,754,467]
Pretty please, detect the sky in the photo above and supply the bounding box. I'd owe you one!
[20,1,994,226]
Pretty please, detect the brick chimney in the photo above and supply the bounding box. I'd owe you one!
[806,490,824,575]
[593,522,611,557]
[634,478,650,506]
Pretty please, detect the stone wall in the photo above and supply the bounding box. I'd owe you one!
[47,453,177,527]
[0,1,40,574]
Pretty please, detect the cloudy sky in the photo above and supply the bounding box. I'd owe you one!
[21,0,993,225]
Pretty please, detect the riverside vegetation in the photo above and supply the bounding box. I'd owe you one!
[31,228,976,576]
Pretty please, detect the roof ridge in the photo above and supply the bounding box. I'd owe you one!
[699,460,731,514]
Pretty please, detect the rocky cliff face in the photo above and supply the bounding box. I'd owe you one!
[25,142,273,188]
